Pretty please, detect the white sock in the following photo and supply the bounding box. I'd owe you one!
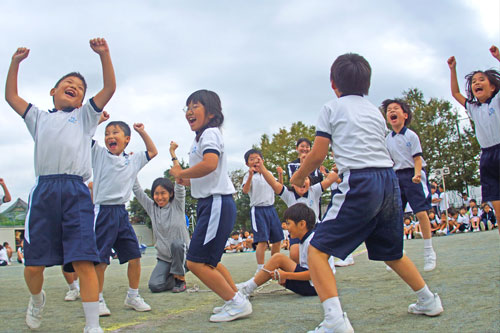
[231,291,246,306]
[98,292,104,302]
[257,264,264,271]
[415,285,434,303]
[31,291,44,306]
[424,239,434,256]
[68,281,77,290]
[127,288,139,298]
[82,301,100,329]
[322,297,343,324]
[246,278,258,293]
[74,279,80,291]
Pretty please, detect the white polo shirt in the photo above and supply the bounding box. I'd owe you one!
[316,95,394,174]
[23,99,101,181]
[242,171,276,207]
[92,141,149,205]
[279,183,323,220]
[300,231,335,286]
[385,127,427,171]
[465,92,500,148]
[189,128,236,199]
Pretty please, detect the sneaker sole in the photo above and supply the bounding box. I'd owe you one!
[99,312,111,317]
[124,304,151,312]
[408,306,443,317]
[209,306,252,322]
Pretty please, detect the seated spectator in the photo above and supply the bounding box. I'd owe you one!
[224,231,243,253]
[241,231,254,252]
[430,185,440,216]
[480,204,497,231]
[281,222,290,250]
[461,193,470,209]
[0,244,9,266]
[2,242,13,262]
[403,216,415,240]
[451,206,470,233]
[17,239,24,264]
[469,206,481,232]
[468,199,482,217]
[435,212,449,236]
[427,210,440,235]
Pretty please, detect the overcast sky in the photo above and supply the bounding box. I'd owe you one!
[0,0,499,211]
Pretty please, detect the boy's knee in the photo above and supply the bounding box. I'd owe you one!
[171,240,185,252]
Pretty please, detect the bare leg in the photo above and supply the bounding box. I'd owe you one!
[73,261,99,302]
[216,263,237,292]
[128,258,141,289]
[308,246,338,302]
[289,243,300,264]
[385,254,425,291]
[255,242,267,265]
[253,253,296,285]
[187,260,236,301]
[492,201,500,236]
[416,211,432,240]
[24,266,45,295]
[270,241,281,256]
[95,263,107,293]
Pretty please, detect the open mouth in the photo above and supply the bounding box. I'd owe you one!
[108,142,117,148]
[390,114,398,121]
[187,116,196,124]
[65,90,76,97]
[474,87,483,93]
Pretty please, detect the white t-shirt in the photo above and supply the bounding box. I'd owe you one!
[465,92,500,148]
[188,128,236,199]
[24,100,101,181]
[279,183,323,221]
[457,214,470,227]
[439,192,448,212]
[316,95,393,174]
[92,141,149,205]
[0,248,8,262]
[242,172,275,207]
[431,193,439,207]
[385,127,427,170]
[300,231,335,286]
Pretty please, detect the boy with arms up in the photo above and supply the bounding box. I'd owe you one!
[237,203,336,298]
[291,53,443,333]
[91,119,157,316]
[383,98,437,271]
[5,38,116,332]
[242,149,283,272]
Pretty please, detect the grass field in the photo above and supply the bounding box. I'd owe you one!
[1,230,499,333]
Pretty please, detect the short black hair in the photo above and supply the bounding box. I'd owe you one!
[470,199,477,204]
[330,53,371,96]
[381,98,412,126]
[151,177,175,203]
[230,231,239,237]
[2,242,8,247]
[283,203,316,231]
[244,149,262,163]
[54,72,87,98]
[296,138,312,147]
[106,121,131,137]
[465,69,500,105]
[186,90,224,141]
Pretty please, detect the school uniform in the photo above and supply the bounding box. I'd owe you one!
[311,95,403,261]
[287,159,324,185]
[466,92,500,202]
[186,128,237,267]
[92,141,150,265]
[385,126,431,214]
[23,100,101,266]
[243,171,283,244]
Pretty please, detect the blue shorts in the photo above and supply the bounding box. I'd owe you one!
[284,265,317,296]
[395,168,431,213]
[311,168,403,261]
[24,174,99,266]
[95,204,141,265]
[251,205,284,244]
[480,144,500,202]
[187,195,236,267]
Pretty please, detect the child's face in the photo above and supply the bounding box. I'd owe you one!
[285,219,304,239]
[185,101,213,132]
[50,76,85,110]
[470,201,476,208]
[386,103,408,129]
[244,231,250,237]
[429,211,435,219]
[431,187,436,194]
[296,142,311,156]
[484,205,491,213]
[231,234,239,240]
[281,222,288,230]
[246,153,262,172]
[460,208,466,215]
[471,72,496,103]
[105,125,130,155]
[292,177,310,197]
[153,185,171,208]
[472,207,478,215]
[441,214,447,222]
[404,218,411,225]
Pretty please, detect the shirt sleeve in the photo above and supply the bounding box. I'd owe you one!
[242,172,249,186]
[315,103,333,140]
[132,178,154,216]
[408,131,423,157]
[23,104,40,140]
[279,187,295,207]
[79,98,102,137]
[130,151,150,173]
[200,128,223,156]
[91,141,107,164]
[173,182,186,214]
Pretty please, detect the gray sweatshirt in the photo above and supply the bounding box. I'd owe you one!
[133,179,190,263]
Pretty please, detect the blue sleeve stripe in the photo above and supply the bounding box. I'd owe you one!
[22,103,33,119]
[203,149,220,156]
[145,151,151,161]
[89,97,102,113]
[412,153,423,158]
[316,131,331,140]
[279,186,285,196]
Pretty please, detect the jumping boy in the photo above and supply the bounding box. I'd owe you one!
[5,38,116,332]
[383,98,437,271]
[291,53,443,332]
[237,203,335,298]
[91,119,157,316]
[242,149,283,273]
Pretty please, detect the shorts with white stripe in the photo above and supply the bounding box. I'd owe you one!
[311,168,403,261]
[480,143,500,201]
[251,205,284,243]
[187,194,236,267]
[396,168,431,213]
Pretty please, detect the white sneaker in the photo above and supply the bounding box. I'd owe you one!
[479,222,485,231]
[335,256,354,267]
[385,264,393,272]
[124,295,151,312]
[236,282,254,297]
[209,297,252,322]
[65,288,80,301]
[424,251,437,272]
[487,220,493,230]
[212,304,225,314]
[307,313,354,333]
[408,293,443,316]
[26,290,45,329]
[83,326,104,333]
[99,299,111,317]
[414,232,423,239]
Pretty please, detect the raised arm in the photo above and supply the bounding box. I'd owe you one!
[169,153,218,179]
[89,38,116,110]
[291,136,329,186]
[169,141,190,186]
[132,178,154,213]
[276,166,284,185]
[0,178,12,203]
[256,160,284,195]
[490,45,500,62]
[320,170,339,191]
[5,48,30,116]
[242,168,254,194]
[447,56,466,107]
[133,123,158,159]
[98,111,110,125]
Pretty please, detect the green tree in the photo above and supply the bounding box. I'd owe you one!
[128,188,152,227]
[402,88,480,192]
[230,168,251,231]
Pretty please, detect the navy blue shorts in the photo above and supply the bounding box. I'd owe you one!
[311,168,403,261]
[95,205,141,265]
[395,168,431,213]
[251,205,284,244]
[284,265,317,296]
[187,195,236,267]
[24,174,99,266]
[480,144,500,202]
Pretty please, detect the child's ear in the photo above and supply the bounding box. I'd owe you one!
[125,136,131,145]
[50,88,56,96]
[298,220,307,228]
